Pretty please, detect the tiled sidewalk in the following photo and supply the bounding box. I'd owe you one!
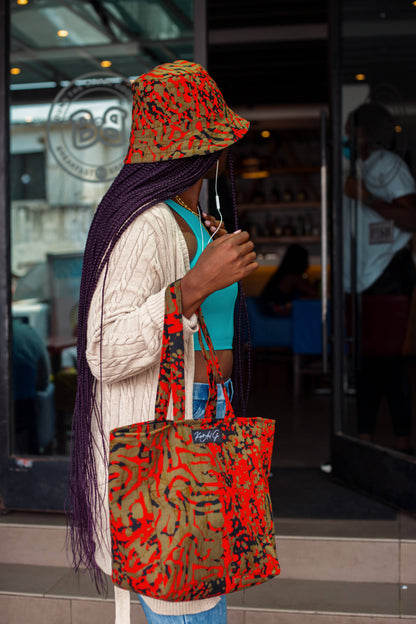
[1,512,416,623]
[0,563,415,624]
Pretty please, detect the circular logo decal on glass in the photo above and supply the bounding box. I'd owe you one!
[47,72,132,182]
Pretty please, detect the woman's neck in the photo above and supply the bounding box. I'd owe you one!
[176,178,203,213]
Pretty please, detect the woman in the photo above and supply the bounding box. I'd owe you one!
[260,244,317,316]
[68,60,257,624]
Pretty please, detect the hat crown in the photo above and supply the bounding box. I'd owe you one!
[132,61,226,123]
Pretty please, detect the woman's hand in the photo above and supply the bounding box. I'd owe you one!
[181,230,258,317]
[201,212,228,238]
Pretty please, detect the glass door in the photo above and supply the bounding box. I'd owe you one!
[0,0,196,511]
[329,0,416,512]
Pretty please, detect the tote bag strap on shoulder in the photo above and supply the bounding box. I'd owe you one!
[155,281,233,423]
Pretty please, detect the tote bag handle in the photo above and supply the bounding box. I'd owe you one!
[154,281,233,423]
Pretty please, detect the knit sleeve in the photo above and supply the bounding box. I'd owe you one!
[85,207,198,384]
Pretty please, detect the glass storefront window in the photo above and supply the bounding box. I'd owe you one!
[9,0,193,456]
[340,2,416,456]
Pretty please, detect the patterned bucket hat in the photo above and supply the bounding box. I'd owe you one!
[124,60,250,163]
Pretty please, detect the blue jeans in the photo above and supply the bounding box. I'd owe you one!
[138,596,227,624]
[192,379,233,420]
[137,381,232,623]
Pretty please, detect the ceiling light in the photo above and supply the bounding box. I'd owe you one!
[395,125,403,133]
[413,1,416,6]
[355,73,366,81]
[261,130,271,139]
[101,60,112,68]
[17,0,29,5]
[10,67,21,75]
[57,30,69,38]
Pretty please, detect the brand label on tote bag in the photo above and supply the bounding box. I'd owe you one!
[191,428,224,444]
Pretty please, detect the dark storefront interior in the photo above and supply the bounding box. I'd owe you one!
[1,2,416,622]
[2,0,416,522]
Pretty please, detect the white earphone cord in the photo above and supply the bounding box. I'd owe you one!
[199,158,223,250]
[212,159,223,240]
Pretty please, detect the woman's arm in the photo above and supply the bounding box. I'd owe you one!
[86,209,198,384]
[181,230,258,318]
[86,208,258,382]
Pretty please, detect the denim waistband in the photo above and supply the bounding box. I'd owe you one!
[193,378,233,401]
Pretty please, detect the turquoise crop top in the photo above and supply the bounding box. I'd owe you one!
[166,199,238,351]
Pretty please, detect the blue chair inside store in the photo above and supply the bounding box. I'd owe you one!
[245,296,330,396]
[246,297,330,352]
[291,299,330,355]
[245,296,292,349]
[291,299,331,397]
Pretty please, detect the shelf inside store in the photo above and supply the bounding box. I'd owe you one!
[236,166,321,177]
[239,201,320,212]
[253,235,321,245]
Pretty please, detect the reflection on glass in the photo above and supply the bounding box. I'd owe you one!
[343,101,416,455]
[341,2,416,459]
[12,314,53,454]
[9,0,193,455]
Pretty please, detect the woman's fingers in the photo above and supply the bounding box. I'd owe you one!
[202,212,228,237]
[209,231,257,275]
[243,251,258,266]
[217,230,254,256]
[186,229,258,303]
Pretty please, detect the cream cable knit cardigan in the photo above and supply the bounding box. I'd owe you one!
[85,203,221,623]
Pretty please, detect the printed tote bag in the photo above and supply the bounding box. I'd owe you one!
[109,281,280,601]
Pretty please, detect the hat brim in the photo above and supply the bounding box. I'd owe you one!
[127,107,249,163]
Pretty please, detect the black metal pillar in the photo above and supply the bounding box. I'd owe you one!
[0,0,11,462]
[328,0,344,440]
[193,0,207,68]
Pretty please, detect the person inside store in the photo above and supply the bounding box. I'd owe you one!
[68,60,257,624]
[260,243,318,316]
[53,303,79,453]
[343,101,416,454]
[11,272,54,455]
[12,317,54,454]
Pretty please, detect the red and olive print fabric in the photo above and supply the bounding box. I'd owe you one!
[124,60,250,163]
[108,282,280,601]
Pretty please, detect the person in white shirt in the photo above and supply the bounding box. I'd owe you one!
[344,102,416,453]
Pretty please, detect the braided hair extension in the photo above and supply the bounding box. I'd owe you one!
[228,151,252,417]
[68,152,220,587]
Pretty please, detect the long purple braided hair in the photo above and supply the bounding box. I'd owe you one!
[67,150,249,587]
